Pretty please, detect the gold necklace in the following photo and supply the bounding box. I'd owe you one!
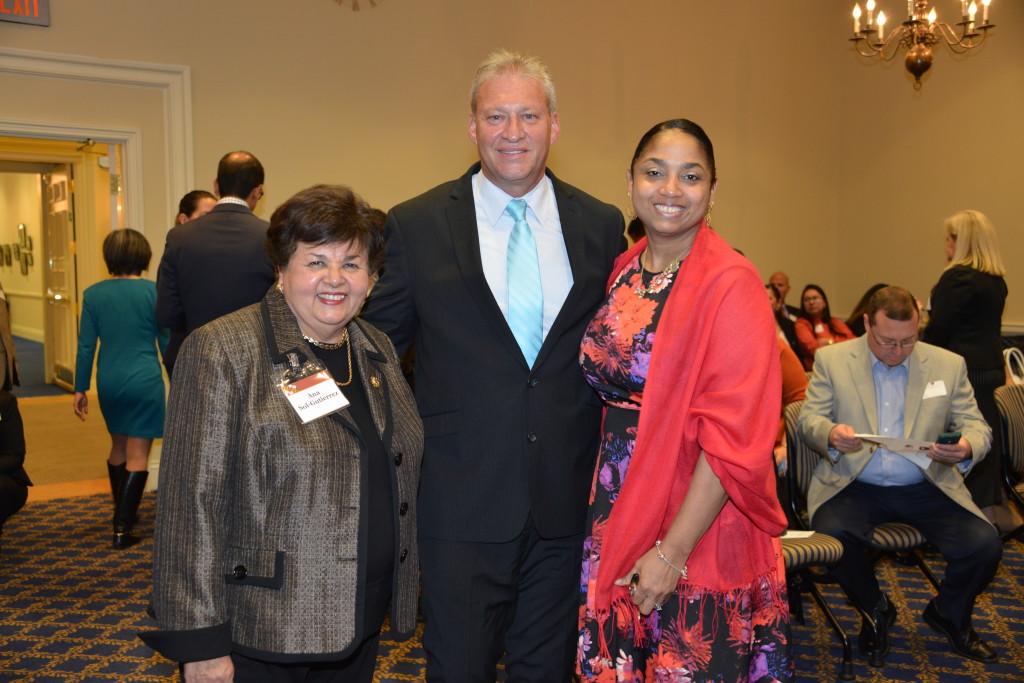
[302,329,353,386]
[635,246,690,297]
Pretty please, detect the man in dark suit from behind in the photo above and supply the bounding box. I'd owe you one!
[156,151,276,376]
[362,50,626,682]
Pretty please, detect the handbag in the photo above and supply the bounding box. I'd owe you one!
[1005,347,1024,386]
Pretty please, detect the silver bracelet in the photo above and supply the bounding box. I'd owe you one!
[655,540,688,580]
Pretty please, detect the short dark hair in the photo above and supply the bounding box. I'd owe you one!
[216,151,264,199]
[630,119,716,184]
[866,286,919,325]
[265,185,386,275]
[177,189,216,217]
[103,228,152,276]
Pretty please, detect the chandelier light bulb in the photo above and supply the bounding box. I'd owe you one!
[928,8,937,23]
[853,3,862,33]
[877,10,887,41]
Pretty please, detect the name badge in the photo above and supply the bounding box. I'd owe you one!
[281,371,350,423]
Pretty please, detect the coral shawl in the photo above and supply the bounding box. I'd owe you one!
[589,222,787,617]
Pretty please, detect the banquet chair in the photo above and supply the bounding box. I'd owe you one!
[994,384,1024,540]
[780,400,852,679]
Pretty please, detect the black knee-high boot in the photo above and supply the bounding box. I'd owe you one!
[107,462,126,505]
[113,470,148,549]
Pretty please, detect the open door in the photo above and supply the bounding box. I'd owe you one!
[42,165,78,390]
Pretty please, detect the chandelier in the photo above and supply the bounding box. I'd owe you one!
[848,0,995,88]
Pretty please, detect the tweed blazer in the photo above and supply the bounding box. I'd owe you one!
[142,288,423,663]
[797,336,990,523]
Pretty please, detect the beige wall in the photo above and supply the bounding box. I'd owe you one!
[0,171,44,340]
[1,0,1019,327]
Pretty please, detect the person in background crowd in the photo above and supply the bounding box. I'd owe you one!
[0,389,29,552]
[73,229,168,549]
[156,152,275,376]
[846,283,889,337]
[923,210,1008,522]
[770,271,800,321]
[796,284,856,371]
[174,190,217,227]
[576,118,792,681]
[768,282,803,364]
[162,190,219,375]
[799,286,1000,666]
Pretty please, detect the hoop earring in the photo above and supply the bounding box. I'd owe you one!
[626,193,636,221]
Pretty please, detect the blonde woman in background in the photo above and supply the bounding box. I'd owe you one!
[923,210,1007,522]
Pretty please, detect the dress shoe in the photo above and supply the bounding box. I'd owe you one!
[858,594,897,667]
[923,599,998,662]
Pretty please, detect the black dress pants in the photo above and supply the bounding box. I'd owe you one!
[419,515,583,683]
[813,480,1002,632]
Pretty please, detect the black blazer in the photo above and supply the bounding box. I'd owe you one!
[362,164,626,543]
[923,265,1007,371]
[156,203,276,372]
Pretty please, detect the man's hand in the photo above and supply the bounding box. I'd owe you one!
[928,437,972,464]
[828,424,863,453]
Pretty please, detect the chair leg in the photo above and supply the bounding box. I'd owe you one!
[805,573,855,681]
[908,550,941,591]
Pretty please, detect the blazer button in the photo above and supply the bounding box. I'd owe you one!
[527,378,539,388]
[399,549,408,563]
[527,433,537,443]
[393,451,403,466]
[232,565,248,580]
[399,502,409,515]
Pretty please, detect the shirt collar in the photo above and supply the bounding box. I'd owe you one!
[871,352,911,373]
[217,196,249,208]
[473,171,555,225]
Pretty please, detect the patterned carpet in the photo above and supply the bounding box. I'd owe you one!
[2,493,1023,682]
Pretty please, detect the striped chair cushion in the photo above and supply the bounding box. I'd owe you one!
[782,533,844,571]
[995,384,1024,475]
[867,522,926,550]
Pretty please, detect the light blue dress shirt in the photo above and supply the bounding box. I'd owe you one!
[856,356,927,486]
[472,173,573,340]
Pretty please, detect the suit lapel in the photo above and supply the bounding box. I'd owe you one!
[447,165,538,365]
[850,341,880,434]
[904,350,926,436]
[347,321,393,446]
[533,173,586,368]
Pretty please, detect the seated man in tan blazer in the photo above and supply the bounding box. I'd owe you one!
[798,286,1001,666]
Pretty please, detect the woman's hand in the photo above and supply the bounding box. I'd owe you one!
[614,544,687,616]
[184,656,233,683]
[73,392,88,421]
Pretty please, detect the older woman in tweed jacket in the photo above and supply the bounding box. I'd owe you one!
[141,185,423,682]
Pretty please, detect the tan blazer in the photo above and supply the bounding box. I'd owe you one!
[143,288,423,662]
[797,336,990,523]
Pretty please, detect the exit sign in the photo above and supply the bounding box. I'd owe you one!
[0,0,49,26]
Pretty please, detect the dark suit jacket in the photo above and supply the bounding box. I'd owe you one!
[156,202,276,372]
[361,164,625,543]
[923,265,1007,371]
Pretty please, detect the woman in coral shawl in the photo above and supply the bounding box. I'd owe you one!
[577,119,793,681]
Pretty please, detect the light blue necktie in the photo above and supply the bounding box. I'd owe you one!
[506,199,543,366]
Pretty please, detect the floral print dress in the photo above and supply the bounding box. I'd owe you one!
[577,254,793,682]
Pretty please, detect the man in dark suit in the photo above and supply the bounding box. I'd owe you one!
[362,50,625,682]
[798,286,1001,665]
[156,151,275,375]
[770,270,801,320]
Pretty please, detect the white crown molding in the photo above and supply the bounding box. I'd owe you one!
[0,47,194,224]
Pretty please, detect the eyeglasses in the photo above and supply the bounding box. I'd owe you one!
[802,296,822,303]
[870,330,918,350]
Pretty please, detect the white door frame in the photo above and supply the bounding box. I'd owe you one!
[0,46,195,227]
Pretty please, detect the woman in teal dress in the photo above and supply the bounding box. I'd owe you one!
[74,228,168,549]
